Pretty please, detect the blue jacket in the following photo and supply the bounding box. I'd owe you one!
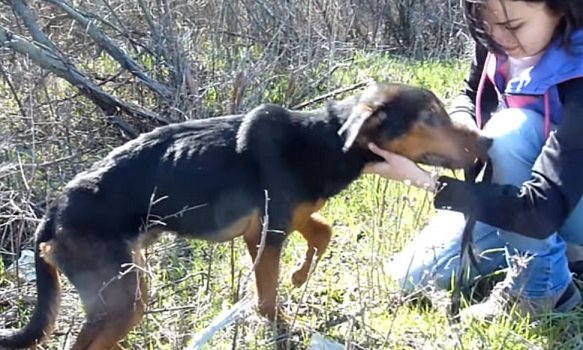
[483,28,583,126]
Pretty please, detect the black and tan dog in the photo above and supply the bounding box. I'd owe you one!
[0,83,489,349]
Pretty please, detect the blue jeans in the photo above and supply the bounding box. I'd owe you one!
[390,108,583,298]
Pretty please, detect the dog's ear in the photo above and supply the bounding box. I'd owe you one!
[338,104,376,152]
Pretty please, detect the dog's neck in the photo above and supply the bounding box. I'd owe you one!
[325,97,383,164]
[324,96,359,125]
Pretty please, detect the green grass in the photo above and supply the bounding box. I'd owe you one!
[338,51,468,102]
[2,51,583,350]
[100,174,581,350]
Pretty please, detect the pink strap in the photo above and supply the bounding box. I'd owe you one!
[477,52,550,138]
[543,91,551,138]
[475,53,492,129]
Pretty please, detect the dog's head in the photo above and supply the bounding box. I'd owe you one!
[338,83,491,169]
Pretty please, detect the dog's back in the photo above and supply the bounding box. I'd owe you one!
[57,115,263,241]
[55,105,370,243]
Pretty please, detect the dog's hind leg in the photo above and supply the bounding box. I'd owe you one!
[60,239,148,350]
[291,212,333,287]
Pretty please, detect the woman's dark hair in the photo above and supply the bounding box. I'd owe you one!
[463,0,583,54]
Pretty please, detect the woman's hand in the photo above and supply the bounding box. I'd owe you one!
[363,143,437,191]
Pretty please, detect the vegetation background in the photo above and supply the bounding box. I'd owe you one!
[0,0,581,349]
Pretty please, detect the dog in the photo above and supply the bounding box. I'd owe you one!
[0,82,490,349]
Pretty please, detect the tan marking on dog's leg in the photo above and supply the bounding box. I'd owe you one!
[291,212,333,287]
[69,243,148,350]
[242,213,282,320]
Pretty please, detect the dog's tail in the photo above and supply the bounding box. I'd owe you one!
[0,205,61,349]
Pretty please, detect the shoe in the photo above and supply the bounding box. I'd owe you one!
[567,244,583,262]
[460,279,581,322]
[567,244,583,279]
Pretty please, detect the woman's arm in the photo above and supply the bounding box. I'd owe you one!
[434,78,583,239]
[448,43,498,129]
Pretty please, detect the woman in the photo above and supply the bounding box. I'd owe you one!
[367,0,583,321]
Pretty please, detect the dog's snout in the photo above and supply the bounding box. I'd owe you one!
[477,136,493,159]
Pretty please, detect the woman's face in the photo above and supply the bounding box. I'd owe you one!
[482,0,563,58]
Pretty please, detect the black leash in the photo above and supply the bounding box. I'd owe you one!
[450,160,490,317]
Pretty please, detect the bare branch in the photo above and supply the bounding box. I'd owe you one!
[0,25,168,125]
[137,0,160,39]
[106,115,138,139]
[9,0,62,55]
[292,80,371,110]
[0,153,82,178]
[0,62,26,120]
[44,0,174,101]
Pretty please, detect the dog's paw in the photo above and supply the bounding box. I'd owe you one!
[291,268,308,288]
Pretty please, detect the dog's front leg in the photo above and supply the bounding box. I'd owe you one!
[291,212,333,287]
[243,201,290,321]
[243,236,283,320]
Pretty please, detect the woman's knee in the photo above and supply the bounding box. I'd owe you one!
[484,108,544,137]
[389,256,430,294]
[389,248,456,293]
[388,213,507,294]
[387,211,468,293]
[559,196,583,244]
[484,108,547,185]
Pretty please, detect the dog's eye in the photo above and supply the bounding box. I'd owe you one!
[419,110,441,127]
